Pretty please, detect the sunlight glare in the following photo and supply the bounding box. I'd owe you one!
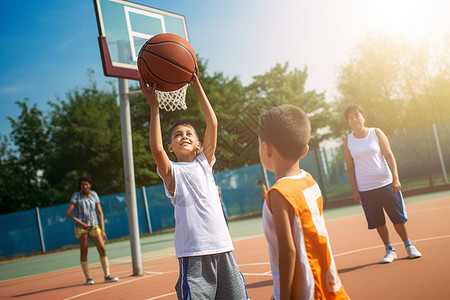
[363,0,435,41]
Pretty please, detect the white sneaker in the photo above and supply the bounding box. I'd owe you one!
[381,248,397,263]
[104,275,119,283]
[406,245,422,259]
[85,278,94,285]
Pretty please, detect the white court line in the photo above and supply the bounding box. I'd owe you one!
[238,235,450,276]
[146,292,177,299]
[66,234,450,299]
[407,205,450,213]
[63,275,149,300]
[112,257,132,263]
[239,262,269,267]
[334,234,450,257]
[63,271,177,300]
[242,272,272,276]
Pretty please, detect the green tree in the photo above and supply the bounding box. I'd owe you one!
[332,35,409,136]
[0,157,35,213]
[247,63,331,145]
[129,57,247,172]
[45,79,129,202]
[333,35,450,186]
[246,63,332,195]
[1,59,335,213]
[130,60,331,176]
[400,37,450,127]
[0,100,51,213]
[333,35,450,135]
[9,100,50,172]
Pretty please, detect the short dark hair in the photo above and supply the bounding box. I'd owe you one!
[259,104,311,161]
[78,175,92,187]
[167,121,198,143]
[344,105,365,120]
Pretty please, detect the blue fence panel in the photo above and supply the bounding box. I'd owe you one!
[39,204,76,251]
[100,193,129,240]
[215,164,266,216]
[144,185,175,232]
[0,210,41,257]
[0,162,314,258]
[136,189,151,234]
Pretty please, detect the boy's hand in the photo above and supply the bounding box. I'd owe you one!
[189,72,200,90]
[138,75,158,108]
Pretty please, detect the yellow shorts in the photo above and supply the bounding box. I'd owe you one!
[75,225,101,239]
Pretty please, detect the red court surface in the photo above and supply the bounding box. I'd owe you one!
[1,196,449,299]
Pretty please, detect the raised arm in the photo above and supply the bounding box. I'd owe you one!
[139,76,174,192]
[375,128,401,194]
[190,74,217,166]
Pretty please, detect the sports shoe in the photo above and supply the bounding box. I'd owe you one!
[381,248,397,263]
[104,275,119,283]
[85,278,94,285]
[406,245,422,259]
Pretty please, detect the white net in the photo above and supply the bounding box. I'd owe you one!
[155,84,188,111]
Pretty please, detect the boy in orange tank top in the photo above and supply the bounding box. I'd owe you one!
[258,105,349,300]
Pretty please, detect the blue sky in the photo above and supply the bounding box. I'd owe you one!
[1,0,449,139]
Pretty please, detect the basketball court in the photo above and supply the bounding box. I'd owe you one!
[2,1,448,299]
[1,191,449,299]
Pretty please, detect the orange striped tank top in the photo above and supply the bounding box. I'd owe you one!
[263,171,349,299]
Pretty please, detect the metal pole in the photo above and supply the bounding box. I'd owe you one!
[35,207,46,253]
[262,165,270,189]
[313,147,327,201]
[142,186,153,234]
[119,78,143,276]
[432,123,448,184]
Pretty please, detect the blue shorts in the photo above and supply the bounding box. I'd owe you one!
[359,184,408,229]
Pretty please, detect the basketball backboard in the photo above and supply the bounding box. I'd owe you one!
[93,0,189,80]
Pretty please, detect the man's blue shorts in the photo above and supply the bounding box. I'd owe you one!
[359,184,408,229]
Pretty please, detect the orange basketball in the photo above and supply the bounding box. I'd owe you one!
[137,33,197,92]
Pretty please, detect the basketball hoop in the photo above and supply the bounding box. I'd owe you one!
[155,84,188,111]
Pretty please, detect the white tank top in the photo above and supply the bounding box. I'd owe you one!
[158,151,234,258]
[347,127,392,192]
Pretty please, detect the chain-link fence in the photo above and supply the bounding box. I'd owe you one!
[1,122,448,258]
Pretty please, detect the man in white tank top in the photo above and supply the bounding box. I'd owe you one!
[343,105,422,264]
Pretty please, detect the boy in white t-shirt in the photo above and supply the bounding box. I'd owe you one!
[139,73,248,300]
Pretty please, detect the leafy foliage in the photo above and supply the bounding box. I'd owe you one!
[332,34,450,137]
[0,100,51,212]
[1,59,341,213]
[44,80,124,200]
[247,63,331,149]
[332,34,450,186]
